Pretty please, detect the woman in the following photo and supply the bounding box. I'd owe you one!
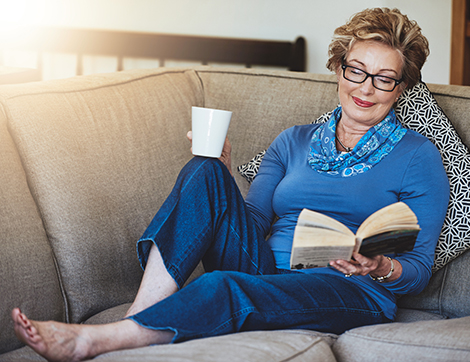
[12,8,449,362]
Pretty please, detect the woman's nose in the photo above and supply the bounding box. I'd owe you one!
[360,76,375,94]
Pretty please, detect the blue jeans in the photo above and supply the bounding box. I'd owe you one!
[129,157,389,342]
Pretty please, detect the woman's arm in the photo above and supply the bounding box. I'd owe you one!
[245,130,290,238]
[331,139,449,294]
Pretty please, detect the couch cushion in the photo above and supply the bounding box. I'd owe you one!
[195,68,339,197]
[428,82,470,148]
[0,109,65,354]
[237,110,332,184]
[394,308,445,323]
[399,248,470,318]
[96,331,337,362]
[333,316,470,362]
[1,68,204,324]
[81,301,338,362]
[0,330,337,362]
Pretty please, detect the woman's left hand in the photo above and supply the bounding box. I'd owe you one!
[329,252,402,282]
[187,131,233,176]
[219,136,233,176]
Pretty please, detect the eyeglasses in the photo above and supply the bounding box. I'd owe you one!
[341,64,403,92]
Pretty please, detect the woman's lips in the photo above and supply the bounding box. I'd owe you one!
[353,96,375,108]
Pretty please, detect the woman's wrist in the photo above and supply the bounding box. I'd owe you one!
[369,256,394,282]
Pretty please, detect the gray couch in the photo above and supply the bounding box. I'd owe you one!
[1,67,469,361]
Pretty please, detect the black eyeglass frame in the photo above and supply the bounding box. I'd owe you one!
[341,64,403,92]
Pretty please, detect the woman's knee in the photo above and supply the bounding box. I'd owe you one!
[176,157,233,195]
[195,270,247,290]
[183,157,228,177]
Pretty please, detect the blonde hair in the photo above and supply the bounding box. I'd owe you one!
[326,8,429,89]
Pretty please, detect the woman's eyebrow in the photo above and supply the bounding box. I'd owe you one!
[347,59,399,75]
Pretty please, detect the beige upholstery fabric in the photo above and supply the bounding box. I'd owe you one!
[195,68,339,197]
[4,301,337,362]
[0,110,65,354]
[333,316,470,362]
[81,303,338,362]
[2,68,204,323]
[0,348,46,362]
[399,249,470,319]
[428,83,470,149]
[0,331,337,362]
[94,331,337,362]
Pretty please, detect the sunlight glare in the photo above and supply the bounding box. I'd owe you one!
[0,0,45,30]
[0,0,46,45]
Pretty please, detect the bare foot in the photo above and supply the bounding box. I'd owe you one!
[12,308,91,362]
[12,308,175,361]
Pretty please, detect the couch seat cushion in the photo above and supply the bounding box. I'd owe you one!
[394,308,445,323]
[333,316,470,362]
[0,330,337,362]
[95,330,336,362]
[81,303,338,361]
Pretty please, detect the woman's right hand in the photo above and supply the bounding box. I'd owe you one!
[187,131,233,176]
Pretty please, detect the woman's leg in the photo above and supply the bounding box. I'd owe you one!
[12,271,389,361]
[10,157,276,361]
[130,271,390,342]
[127,157,276,316]
[125,245,178,317]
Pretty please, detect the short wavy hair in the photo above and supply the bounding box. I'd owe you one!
[326,8,429,89]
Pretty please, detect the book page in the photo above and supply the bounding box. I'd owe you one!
[356,202,419,239]
[292,227,356,247]
[297,209,354,236]
[290,245,353,269]
[290,215,356,269]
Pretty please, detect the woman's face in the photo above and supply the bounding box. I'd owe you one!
[336,41,405,128]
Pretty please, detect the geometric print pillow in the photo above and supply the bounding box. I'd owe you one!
[237,149,267,185]
[396,82,470,272]
[237,82,470,272]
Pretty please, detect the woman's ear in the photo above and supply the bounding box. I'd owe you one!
[396,82,407,100]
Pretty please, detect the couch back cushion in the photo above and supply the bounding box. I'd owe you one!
[2,68,203,323]
[195,68,339,197]
[398,249,470,318]
[0,111,65,354]
[428,83,470,148]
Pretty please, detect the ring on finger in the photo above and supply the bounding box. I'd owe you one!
[344,273,352,277]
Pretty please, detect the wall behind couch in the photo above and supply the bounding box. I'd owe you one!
[1,0,451,84]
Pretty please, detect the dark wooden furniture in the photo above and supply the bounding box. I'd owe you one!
[451,0,470,85]
[2,27,306,79]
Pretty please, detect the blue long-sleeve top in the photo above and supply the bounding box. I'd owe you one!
[245,124,449,320]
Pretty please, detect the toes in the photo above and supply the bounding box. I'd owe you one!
[12,308,38,343]
[12,308,25,326]
[27,326,42,343]
[11,308,21,321]
[12,308,31,328]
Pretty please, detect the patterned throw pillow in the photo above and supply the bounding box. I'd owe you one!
[237,82,470,271]
[396,82,470,271]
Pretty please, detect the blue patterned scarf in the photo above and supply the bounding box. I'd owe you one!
[307,106,407,177]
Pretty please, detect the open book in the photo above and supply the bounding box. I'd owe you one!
[290,202,420,270]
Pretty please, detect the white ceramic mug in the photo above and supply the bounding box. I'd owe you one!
[191,106,232,158]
